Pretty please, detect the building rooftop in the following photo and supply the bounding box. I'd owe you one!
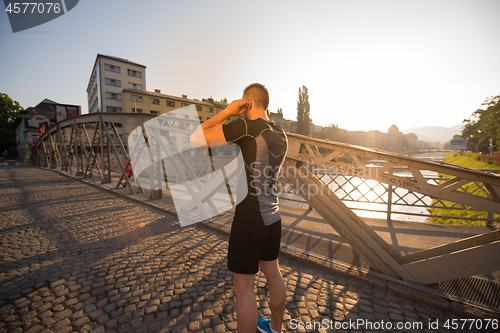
[97,54,146,68]
[123,89,229,108]
[87,54,147,92]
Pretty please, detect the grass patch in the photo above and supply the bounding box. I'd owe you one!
[444,152,500,170]
[428,152,499,226]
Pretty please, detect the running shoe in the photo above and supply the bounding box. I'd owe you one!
[257,317,272,333]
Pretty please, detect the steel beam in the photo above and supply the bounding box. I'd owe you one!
[281,159,417,282]
[402,241,500,284]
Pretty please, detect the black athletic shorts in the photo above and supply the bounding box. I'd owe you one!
[228,218,282,274]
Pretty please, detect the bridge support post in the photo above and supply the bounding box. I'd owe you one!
[486,211,494,228]
[73,120,84,176]
[99,117,112,184]
[387,169,393,221]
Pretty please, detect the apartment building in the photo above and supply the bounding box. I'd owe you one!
[86,54,146,115]
[123,90,223,120]
[122,89,229,135]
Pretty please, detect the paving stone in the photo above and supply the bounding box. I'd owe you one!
[25,325,44,333]
[52,296,65,305]
[213,324,225,333]
[90,326,105,333]
[104,302,116,313]
[97,313,109,324]
[53,326,72,333]
[52,317,71,331]
[96,299,108,308]
[109,307,122,319]
[105,317,118,329]
[53,308,72,321]
[74,316,90,327]
[42,317,56,327]
[50,279,66,289]
[90,309,104,319]
[36,302,52,313]
[51,304,64,312]
[130,317,142,329]
[226,321,238,330]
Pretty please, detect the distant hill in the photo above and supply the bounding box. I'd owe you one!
[401,125,463,144]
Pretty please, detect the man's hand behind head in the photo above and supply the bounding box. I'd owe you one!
[225,99,251,117]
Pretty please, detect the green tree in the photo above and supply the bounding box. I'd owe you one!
[296,85,311,136]
[277,108,283,116]
[318,123,348,143]
[462,94,500,153]
[0,93,24,156]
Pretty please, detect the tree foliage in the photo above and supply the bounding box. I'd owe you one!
[318,123,348,143]
[0,93,24,155]
[462,94,500,153]
[296,85,312,136]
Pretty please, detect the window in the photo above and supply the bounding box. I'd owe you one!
[150,111,159,115]
[106,106,122,113]
[167,113,175,117]
[199,117,203,122]
[128,83,142,91]
[182,137,190,143]
[166,100,175,107]
[105,92,122,100]
[131,95,142,102]
[105,78,121,87]
[150,98,159,105]
[104,64,120,73]
[196,105,202,112]
[182,114,189,119]
[132,108,143,113]
[114,123,123,128]
[127,69,142,78]
[171,136,176,142]
[207,107,214,113]
[181,103,189,108]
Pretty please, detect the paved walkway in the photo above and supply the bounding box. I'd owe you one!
[0,167,495,332]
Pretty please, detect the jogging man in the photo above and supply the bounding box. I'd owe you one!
[190,83,287,333]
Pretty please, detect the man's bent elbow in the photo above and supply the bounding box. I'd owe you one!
[189,134,206,148]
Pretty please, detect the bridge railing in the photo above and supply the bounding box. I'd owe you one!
[33,114,500,286]
[278,171,500,226]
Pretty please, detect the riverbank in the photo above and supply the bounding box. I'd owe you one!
[428,152,500,226]
[444,152,500,169]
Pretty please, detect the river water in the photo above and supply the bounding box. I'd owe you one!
[281,151,448,223]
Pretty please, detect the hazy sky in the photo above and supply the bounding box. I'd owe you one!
[1,0,499,132]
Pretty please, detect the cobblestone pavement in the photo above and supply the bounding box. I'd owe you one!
[0,167,494,333]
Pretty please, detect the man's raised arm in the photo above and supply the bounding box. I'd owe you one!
[190,99,249,148]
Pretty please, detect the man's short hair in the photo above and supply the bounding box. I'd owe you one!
[243,83,269,110]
